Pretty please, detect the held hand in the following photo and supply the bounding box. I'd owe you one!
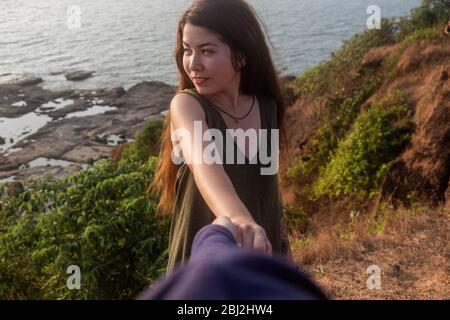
[219,215,272,255]
[212,216,239,241]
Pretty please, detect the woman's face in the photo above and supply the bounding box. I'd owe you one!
[182,23,241,95]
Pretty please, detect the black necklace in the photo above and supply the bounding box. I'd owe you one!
[207,95,255,124]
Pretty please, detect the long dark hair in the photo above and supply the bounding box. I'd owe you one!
[150,0,288,215]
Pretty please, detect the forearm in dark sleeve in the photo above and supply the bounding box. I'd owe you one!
[189,224,237,262]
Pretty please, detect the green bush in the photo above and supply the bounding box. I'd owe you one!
[121,120,164,163]
[399,25,443,46]
[283,204,309,235]
[312,90,414,199]
[0,157,169,299]
[396,0,450,40]
[288,76,379,178]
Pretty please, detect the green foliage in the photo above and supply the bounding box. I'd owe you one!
[288,76,379,178]
[314,265,326,277]
[283,204,309,235]
[312,90,414,199]
[399,25,443,47]
[290,234,312,250]
[0,157,169,299]
[396,0,450,40]
[121,120,164,163]
[367,202,394,235]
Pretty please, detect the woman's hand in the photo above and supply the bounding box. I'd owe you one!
[212,216,239,240]
[221,215,272,255]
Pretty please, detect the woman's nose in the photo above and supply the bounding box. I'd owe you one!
[189,53,203,71]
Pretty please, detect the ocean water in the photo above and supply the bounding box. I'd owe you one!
[0,0,421,91]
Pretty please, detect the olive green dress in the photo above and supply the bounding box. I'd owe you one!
[166,88,283,274]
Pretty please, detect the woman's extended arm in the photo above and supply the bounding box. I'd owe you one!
[170,93,271,254]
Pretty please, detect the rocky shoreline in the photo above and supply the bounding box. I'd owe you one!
[0,77,176,183]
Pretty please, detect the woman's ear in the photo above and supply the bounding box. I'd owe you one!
[238,54,246,68]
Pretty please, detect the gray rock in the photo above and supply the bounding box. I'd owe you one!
[18,77,43,86]
[106,87,126,98]
[0,73,43,86]
[49,70,65,76]
[0,80,176,181]
[65,71,95,81]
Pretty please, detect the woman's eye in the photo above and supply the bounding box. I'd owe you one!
[183,48,213,56]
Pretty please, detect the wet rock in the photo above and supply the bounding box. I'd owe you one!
[49,70,65,76]
[61,145,114,163]
[65,71,95,81]
[0,80,176,181]
[0,73,43,86]
[17,77,43,86]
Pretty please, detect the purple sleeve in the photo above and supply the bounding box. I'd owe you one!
[190,224,237,261]
[137,225,327,300]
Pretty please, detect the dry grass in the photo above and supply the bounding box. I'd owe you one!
[291,204,450,299]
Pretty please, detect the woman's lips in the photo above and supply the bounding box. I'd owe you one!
[193,77,210,85]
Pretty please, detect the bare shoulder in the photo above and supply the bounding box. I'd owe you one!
[170,92,206,126]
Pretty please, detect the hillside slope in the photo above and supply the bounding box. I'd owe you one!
[279,19,449,299]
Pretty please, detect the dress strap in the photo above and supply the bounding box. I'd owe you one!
[175,89,220,130]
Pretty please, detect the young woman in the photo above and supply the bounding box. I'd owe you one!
[150,0,292,274]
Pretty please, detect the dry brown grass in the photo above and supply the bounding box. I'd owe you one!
[291,204,450,299]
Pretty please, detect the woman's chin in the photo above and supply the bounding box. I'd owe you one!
[195,86,210,94]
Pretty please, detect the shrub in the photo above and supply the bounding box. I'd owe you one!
[0,157,169,299]
[312,90,414,199]
[396,0,450,40]
[283,204,309,235]
[121,120,164,163]
[288,76,380,178]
